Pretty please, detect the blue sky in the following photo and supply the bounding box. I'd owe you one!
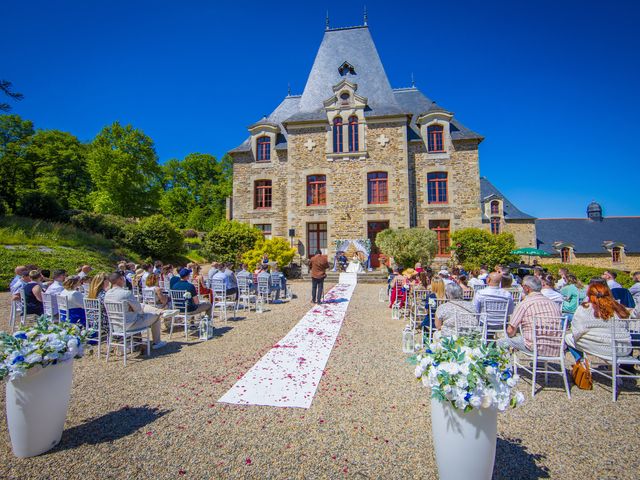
[4,0,639,218]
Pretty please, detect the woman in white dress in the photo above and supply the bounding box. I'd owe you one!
[346,253,364,273]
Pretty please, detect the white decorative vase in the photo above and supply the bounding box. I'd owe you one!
[430,397,497,480]
[5,360,74,457]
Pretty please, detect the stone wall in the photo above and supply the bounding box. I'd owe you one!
[541,253,640,273]
[481,220,536,248]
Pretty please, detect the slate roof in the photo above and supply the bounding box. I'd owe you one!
[480,177,535,221]
[536,217,640,255]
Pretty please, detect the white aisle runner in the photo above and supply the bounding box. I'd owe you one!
[218,273,357,408]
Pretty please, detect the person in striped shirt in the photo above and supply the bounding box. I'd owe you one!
[500,275,562,356]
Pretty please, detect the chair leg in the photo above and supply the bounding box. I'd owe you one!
[613,364,618,402]
[106,336,111,362]
[123,335,127,367]
[531,358,537,397]
[560,357,571,399]
[146,328,151,357]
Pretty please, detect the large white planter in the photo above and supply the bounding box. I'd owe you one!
[430,397,497,480]
[5,360,74,457]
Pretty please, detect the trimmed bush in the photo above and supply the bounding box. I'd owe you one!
[15,190,63,221]
[540,263,633,288]
[376,228,437,268]
[69,211,134,241]
[123,214,184,259]
[242,237,296,270]
[450,228,520,271]
[202,220,262,264]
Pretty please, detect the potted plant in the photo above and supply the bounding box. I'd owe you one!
[413,335,524,480]
[1,317,89,457]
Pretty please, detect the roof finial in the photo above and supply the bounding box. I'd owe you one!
[411,72,415,88]
[364,5,368,26]
[287,82,291,96]
[325,11,330,30]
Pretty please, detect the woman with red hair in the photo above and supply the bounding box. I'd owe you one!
[565,282,631,361]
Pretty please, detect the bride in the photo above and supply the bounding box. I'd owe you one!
[346,253,364,273]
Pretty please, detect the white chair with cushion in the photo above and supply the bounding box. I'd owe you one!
[104,300,151,366]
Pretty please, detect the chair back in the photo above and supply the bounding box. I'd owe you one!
[462,289,474,301]
[169,290,190,314]
[473,284,487,293]
[237,275,250,291]
[190,280,201,295]
[506,288,522,303]
[212,278,226,297]
[57,294,70,322]
[104,301,127,333]
[141,288,158,306]
[530,315,568,358]
[83,297,102,331]
[453,311,483,337]
[257,276,270,295]
[269,273,281,288]
[132,283,141,299]
[42,292,56,319]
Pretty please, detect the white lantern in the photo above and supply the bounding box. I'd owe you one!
[391,302,400,320]
[199,315,212,340]
[256,297,264,314]
[402,325,415,353]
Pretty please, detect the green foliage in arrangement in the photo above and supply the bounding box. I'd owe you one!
[376,228,437,268]
[450,228,520,271]
[540,263,633,288]
[202,220,262,264]
[87,121,162,217]
[242,237,297,270]
[123,214,184,259]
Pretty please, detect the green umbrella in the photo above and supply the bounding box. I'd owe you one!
[510,247,551,262]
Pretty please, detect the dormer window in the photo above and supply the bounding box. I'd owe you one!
[612,246,621,263]
[490,200,499,215]
[333,117,343,153]
[561,247,571,263]
[256,136,271,162]
[427,125,444,152]
[348,116,359,152]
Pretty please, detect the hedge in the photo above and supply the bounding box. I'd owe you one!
[540,263,633,288]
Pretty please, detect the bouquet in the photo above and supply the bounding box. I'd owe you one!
[0,317,90,381]
[414,335,524,412]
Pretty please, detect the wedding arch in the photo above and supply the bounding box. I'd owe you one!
[332,238,372,271]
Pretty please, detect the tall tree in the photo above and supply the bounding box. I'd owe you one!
[0,80,23,112]
[0,114,34,208]
[87,122,162,217]
[25,130,92,209]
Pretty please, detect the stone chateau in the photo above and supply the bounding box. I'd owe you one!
[228,21,537,267]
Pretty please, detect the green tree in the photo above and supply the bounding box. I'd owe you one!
[201,220,262,264]
[0,114,34,209]
[87,122,162,216]
[450,228,519,271]
[25,130,91,209]
[242,237,296,269]
[0,80,23,112]
[376,228,437,268]
[123,214,184,259]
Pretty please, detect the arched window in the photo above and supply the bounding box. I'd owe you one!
[367,172,388,204]
[490,217,501,235]
[348,116,359,152]
[427,124,444,152]
[612,246,621,263]
[256,136,271,162]
[490,201,500,215]
[307,175,327,206]
[333,117,343,153]
[561,247,571,263]
[254,180,272,209]
[427,172,448,204]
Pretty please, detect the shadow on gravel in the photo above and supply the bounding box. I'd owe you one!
[493,437,550,479]
[51,405,171,452]
[212,326,233,337]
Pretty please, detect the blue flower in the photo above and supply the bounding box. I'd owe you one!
[13,332,27,340]
[11,355,25,365]
[464,393,472,401]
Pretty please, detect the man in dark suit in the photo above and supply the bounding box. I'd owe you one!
[309,250,330,304]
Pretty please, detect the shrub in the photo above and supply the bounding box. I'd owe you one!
[450,228,520,271]
[540,263,633,288]
[14,190,63,221]
[202,220,262,264]
[0,199,6,216]
[183,228,198,238]
[242,237,297,270]
[123,214,184,259]
[376,228,437,268]
[69,211,134,241]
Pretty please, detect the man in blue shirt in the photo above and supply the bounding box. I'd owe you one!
[171,268,212,315]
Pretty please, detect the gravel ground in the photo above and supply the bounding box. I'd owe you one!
[0,282,638,479]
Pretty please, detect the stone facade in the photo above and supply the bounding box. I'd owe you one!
[541,254,640,273]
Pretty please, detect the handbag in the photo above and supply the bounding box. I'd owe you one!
[571,357,593,390]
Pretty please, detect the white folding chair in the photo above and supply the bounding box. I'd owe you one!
[269,274,283,301]
[142,288,159,307]
[104,300,151,366]
[212,279,236,324]
[168,290,202,339]
[479,299,510,342]
[454,311,483,337]
[132,284,141,300]
[57,294,70,323]
[83,298,104,359]
[237,276,256,312]
[473,284,487,295]
[462,289,474,301]
[42,292,58,322]
[585,318,639,402]
[512,315,571,399]
[256,276,271,312]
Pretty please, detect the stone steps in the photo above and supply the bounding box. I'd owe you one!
[301,271,388,284]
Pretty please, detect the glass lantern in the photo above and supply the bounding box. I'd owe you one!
[402,325,415,353]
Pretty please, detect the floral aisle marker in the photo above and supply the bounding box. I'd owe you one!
[218,276,357,409]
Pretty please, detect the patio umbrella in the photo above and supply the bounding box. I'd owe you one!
[510,247,551,263]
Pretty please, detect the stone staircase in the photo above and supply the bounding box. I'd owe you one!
[300,270,388,284]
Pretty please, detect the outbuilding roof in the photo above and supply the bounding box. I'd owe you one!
[480,177,535,221]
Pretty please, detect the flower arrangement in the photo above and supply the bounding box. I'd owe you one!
[183,292,192,300]
[414,335,524,412]
[0,317,90,381]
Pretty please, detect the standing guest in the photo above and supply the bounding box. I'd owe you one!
[472,272,514,324]
[500,276,562,354]
[602,270,622,290]
[171,268,212,315]
[77,265,92,279]
[555,268,569,289]
[540,274,564,305]
[104,272,167,350]
[309,249,330,304]
[565,283,631,361]
[10,266,27,292]
[24,270,44,316]
[560,274,581,322]
[58,276,86,326]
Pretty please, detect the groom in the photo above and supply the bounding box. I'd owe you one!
[309,249,330,304]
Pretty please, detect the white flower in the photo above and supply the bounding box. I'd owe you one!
[24,353,42,364]
[420,357,432,368]
[67,338,79,356]
[414,365,425,378]
[421,376,431,387]
[486,365,496,376]
[458,363,470,376]
[456,376,469,389]
[515,391,525,405]
[469,395,482,409]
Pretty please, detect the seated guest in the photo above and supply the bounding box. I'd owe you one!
[389,266,408,308]
[540,274,564,305]
[555,267,569,289]
[45,269,67,315]
[611,286,636,309]
[193,264,212,302]
[630,271,640,306]
[104,272,167,350]
[153,260,163,275]
[171,268,212,315]
[11,269,31,299]
[59,276,87,326]
[439,270,454,286]
[414,262,424,274]
[77,264,92,279]
[141,263,153,286]
[24,270,44,316]
[457,275,473,295]
[417,271,430,290]
[169,266,182,289]
[434,282,476,338]
[500,276,561,354]
[472,272,514,327]
[160,264,173,283]
[207,261,219,285]
[560,274,581,322]
[256,264,271,293]
[223,263,238,299]
[40,269,52,289]
[337,251,348,272]
[478,266,489,283]
[262,253,270,265]
[421,277,446,330]
[602,270,622,290]
[565,283,631,361]
[533,266,544,279]
[132,268,145,291]
[269,264,287,300]
[236,263,253,287]
[468,270,485,288]
[9,265,27,292]
[143,273,170,307]
[87,273,111,332]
